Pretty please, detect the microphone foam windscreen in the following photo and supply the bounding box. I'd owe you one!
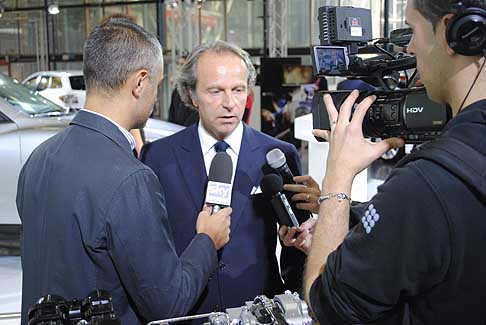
[260,173,283,196]
[208,152,233,183]
[266,148,286,169]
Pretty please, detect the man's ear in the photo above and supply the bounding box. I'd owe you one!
[189,89,198,109]
[132,69,149,99]
[441,13,458,56]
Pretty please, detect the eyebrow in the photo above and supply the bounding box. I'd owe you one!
[206,83,247,89]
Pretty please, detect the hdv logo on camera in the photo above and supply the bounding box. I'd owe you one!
[206,181,232,206]
[406,106,424,114]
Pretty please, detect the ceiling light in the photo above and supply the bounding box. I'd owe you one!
[48,4,60,15]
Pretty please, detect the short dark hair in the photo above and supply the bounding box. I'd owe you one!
[413,0,486,30]
[83,17,163,95]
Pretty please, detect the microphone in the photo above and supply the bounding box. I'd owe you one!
[266,148,295,184]
[260,174,299,227]
[205,152,233,214]
[265,148,313,224]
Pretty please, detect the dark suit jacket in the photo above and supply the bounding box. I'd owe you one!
[141,123,306,316]
[16,110,218,324]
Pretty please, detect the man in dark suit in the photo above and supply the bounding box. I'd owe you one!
[141,40,306,316]
[16,17,231,325]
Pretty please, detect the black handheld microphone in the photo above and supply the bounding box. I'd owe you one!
[260,174,299,227]
[266,148,295,184]
[265,148,312,224]
[205,152,233,214]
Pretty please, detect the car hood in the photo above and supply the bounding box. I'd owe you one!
[13,111,184,142]
[13,112,73,131]
[144,118,185,142]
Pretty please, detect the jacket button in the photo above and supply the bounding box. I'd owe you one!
[218,262,226,270]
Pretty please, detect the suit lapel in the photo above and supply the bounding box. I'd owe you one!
[230,126,261,233]
[173,125,207,212]
[173,124,263,232]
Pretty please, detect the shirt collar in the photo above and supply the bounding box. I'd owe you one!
[198,121,243,156]
[80,109,136,150]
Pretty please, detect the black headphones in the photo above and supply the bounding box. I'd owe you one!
[445,1,486,56]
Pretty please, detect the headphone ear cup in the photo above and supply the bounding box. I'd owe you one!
[445,13,460,50]
[446,8,486,56]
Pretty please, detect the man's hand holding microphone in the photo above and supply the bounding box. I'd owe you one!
[278,175,320,254]
[198,150,234,250]
[196,205,232,250]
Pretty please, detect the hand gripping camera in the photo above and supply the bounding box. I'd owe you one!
[311,6,452,143]
[27,289,120,325]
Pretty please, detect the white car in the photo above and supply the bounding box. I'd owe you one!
[1,72,183,226]
[22,71,86,110]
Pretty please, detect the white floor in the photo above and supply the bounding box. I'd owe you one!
[0,256,21,324]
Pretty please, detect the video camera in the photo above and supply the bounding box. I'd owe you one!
[28,289,120,325]
[311,6,452,143]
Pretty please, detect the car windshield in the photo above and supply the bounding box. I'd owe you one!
[69,76,85,90]
[0,73,65,115]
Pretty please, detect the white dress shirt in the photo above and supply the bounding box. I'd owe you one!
[198,121,243,184]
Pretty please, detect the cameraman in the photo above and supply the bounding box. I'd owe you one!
[287,0,486,324]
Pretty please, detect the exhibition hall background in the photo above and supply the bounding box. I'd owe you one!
[0,0,408,118]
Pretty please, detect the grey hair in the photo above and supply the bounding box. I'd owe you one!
[176,40,256,109]
[413,0,486,31]
[83,17,163,95]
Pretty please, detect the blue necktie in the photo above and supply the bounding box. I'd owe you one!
[214,141,229,153]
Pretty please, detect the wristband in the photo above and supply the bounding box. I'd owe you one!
[317,192,351,204]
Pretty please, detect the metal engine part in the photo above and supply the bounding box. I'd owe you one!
[148,291,313,325]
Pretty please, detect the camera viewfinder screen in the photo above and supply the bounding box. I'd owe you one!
[315,47,347,72]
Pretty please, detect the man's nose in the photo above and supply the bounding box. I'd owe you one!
[222,91,237,110]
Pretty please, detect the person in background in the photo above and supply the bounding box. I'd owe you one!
[242,88,254,124]
[314,76,328,92]
[168,55,200,127]
[261,92,292,139]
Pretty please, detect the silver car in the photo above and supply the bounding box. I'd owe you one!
[0,72,183,225]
